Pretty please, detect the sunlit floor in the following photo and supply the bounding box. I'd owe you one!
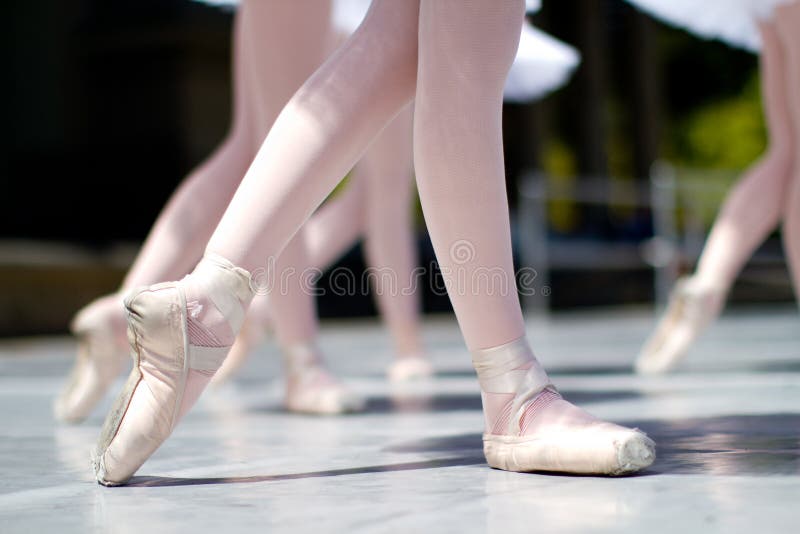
[1,306,798,533]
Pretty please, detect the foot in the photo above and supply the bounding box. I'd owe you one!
[93,254,253,486]
[635,276,726,375]
[387,355,434,382]
[283,343,365,415]
[475,337,655,475]
[285,366,365,415]
[54,294,129,424]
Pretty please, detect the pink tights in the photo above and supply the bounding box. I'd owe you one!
[207,0,526,351]
[693,15,800,299]
[94,1,656,481]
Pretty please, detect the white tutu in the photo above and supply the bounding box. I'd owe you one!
[195,0,238,9]
[332,0,543,33]
[194,0,579,100]
[624,0,796,52]
[198,0,544,31]
[505,22,580,101]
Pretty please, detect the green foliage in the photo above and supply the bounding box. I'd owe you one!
[668,74,766,170]
[541,137,580,232]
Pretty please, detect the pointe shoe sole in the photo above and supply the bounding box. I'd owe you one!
[93,284,190,486]
[483,427,656,476]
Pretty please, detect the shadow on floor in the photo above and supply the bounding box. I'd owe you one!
[384,413,800,477]
[251,389,642,416]
[124,455,487,488]
[753,360,800,373]
[124,413,800,488]
[430,364,634,380]
[628,413,800,476]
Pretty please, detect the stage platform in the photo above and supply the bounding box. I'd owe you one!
[1,306,798,533]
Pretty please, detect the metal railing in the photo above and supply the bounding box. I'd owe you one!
[517,162,787,311]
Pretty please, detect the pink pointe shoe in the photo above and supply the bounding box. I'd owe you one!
[634,276,726,375]
[54,294,129,424]
[387,355,435,382]
[93,255,253,485]
[475,338,655,475]
[283,343,365,415]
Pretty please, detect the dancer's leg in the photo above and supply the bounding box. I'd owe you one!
[358,106,431,379]
[213,178,366,387]
[205,1,419,269]
[212,9,419,390]
[263,236,364,413]
[774,5,800,298]
[304,177,367,269]
[635,21,795,374]
[414,1,526,350]
[224,110,428,384]
[238,0,363,413]
[693,22,794,290]
[414,0,653,474]
[123,10,254,289]
[94,0,652,484]
[53,10,253,423]
[236,0,330,349]
[93,0,419,485]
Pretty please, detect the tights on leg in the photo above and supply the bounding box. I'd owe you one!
[205,0,419,270]
[184,0,332,354]
[288,105,424,359]
[238,0,329,348]
[304,177,367,270]
[55,10,256,424]
[634,20,799,376]
[774,6,800,299]
[208,1,419,386]
[414,0,526,351]
[360,105,424,358]
[693,21,794,292]
[123,10,253,289]
[241,105,425,371]
[96,0,653,482]
[413,3,653,473]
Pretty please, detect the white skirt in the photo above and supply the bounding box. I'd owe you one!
[505,22,580,102]
[624,0,796,52]
[332,0,543,31]
[194,0,579,100]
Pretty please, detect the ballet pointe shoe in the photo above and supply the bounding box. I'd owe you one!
[283,343,365,415]
[54,294,129,424]
[475,338,655,476]
[482,391,656,475]
[93,255,252,486]
[387,355,434,382]
[635,276,726,375]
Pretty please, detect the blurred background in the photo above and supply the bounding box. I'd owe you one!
[2,0,792,336]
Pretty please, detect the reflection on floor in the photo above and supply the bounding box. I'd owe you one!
[0,306,798,533]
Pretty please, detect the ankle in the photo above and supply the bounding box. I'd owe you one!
[471,336,550,392]
[282,342,324,375]
[471,336,552,434]
[183,254,255,348]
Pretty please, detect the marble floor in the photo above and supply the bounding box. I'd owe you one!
[0,306,798,533]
